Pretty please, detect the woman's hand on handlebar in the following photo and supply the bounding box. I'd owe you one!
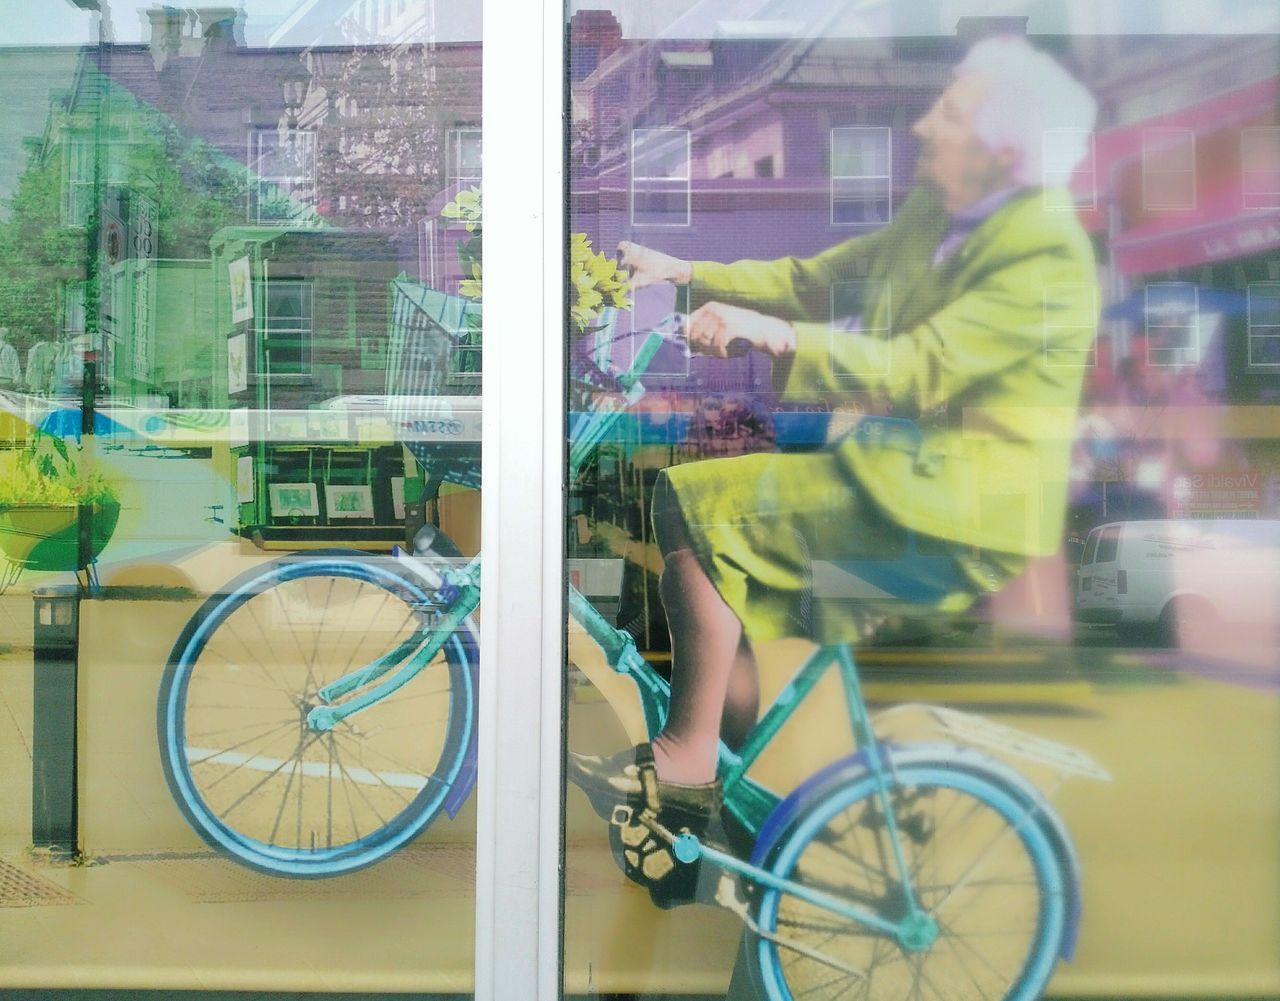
[617,241,693,290]
[686,302,796,359]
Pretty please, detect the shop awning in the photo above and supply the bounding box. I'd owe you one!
[1111,184,1280,275]
[1070,76,1280,268]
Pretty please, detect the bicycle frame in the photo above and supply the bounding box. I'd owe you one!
[295,317,1082,955]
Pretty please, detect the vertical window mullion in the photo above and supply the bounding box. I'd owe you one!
[474,0,565,998]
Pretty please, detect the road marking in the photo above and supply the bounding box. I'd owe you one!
[185,747,427,790]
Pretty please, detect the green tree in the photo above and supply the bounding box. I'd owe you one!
[0,70,250,366]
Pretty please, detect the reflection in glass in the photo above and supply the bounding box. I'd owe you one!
[564,4,1280,1000]
[0,0,481,991]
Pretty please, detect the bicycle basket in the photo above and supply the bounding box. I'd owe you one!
[386,276,483,489]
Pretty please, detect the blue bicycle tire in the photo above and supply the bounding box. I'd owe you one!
[749,754,1067,1001]
[157,550,477,877]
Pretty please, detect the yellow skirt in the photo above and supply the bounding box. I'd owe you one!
[657,451,1016,644]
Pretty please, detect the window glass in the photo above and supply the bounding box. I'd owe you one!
[563,3,1280,1000]
[1096,524,1122,562]
[0,1,481,994]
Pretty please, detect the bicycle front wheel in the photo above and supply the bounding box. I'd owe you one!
[750,757,1066,1001]
[158,551,477,877]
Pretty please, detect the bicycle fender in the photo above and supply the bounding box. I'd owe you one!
[443,655,480,819]
[387,547,481,820]
[750,742,1084,962]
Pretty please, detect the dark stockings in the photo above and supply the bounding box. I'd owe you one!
[650,477,759,785]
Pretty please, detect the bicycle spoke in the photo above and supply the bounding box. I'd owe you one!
[327,730,425,803]
[218,737,315,820]
[273,582,325,699]
[755,766,1060,1001]
[188,718,301,783]
[209,615,297,704]
[928,803,1039,919]
[326,732,335,849]
[936,922,997,999]
[185,715,297,741]
[937,913,1013,988]
[329,741,394,829]
[164,559,474,874]
[268,750,303,847]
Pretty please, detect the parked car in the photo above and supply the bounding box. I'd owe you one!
[1074,518,1280,646]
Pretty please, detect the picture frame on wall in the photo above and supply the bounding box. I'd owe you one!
[307,410,349,442]
[390,476,406,520]
[229,255,253,323]
[268,481,319,518]
[228,407,251,449]
[227,332,248,394]
[236,454,255,503]
[268,412,308,441]
[325,483,374,520]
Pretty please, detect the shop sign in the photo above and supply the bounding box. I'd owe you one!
[1170,469,1262,517]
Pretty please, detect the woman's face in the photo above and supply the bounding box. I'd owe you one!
[912,72,1014,213]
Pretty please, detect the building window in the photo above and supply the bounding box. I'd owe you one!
[448,127,483,191]
[61,281,86,342]
[259,279,313,377]
[1145,282,1200,367]
[1142,127,1196,211]
[248,129,316,223]
[62,136,93,228]
[754,155,774,179]
[1242,127,1280,210]
[1043,283,1098,367]
[1246,282,1280,368]
[631,128,690,227]
[1043,128,1095,209]
[452,330,482,380]
[831,126,892,226]
[830,279,890,382]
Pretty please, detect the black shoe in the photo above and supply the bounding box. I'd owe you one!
[566,742,721,822]
[567,743,721,908]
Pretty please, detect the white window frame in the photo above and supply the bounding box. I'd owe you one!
[1144,281,1201,367]
[830,126,893,226]
[1043,128,1096,210]
[247,127,317,223]
[62,134,94,228]
[257,277,314,379]
[1141,126,1196,211]
[448,126,483,190]
[61,281,87,342]
[630,127,691,227]
[1241,126,1280,210]
[830,279,891,382]
[1044,283,1099,367]
[1246,282,1280,369]
[475,1,564,998]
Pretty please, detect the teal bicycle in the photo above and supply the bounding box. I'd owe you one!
[158,314,1108,1000]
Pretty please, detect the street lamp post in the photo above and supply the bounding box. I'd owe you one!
[279,63,311,130]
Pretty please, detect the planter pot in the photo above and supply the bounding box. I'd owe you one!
[0,502,121,572]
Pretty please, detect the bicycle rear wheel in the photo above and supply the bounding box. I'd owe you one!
[749,755,1066,1001]
[158,551,477,877]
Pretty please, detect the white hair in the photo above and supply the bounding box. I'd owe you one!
[956,36,1097,188]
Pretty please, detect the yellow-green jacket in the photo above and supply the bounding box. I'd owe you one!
[689,185,1098,557]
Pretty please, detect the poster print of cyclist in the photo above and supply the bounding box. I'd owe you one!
[561,21,1109,999]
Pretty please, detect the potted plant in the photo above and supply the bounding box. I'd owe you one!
[0,431,121,573]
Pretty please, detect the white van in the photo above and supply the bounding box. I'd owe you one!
[1074,519,1280,644]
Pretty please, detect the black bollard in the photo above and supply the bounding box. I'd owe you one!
[31,585,82,857]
